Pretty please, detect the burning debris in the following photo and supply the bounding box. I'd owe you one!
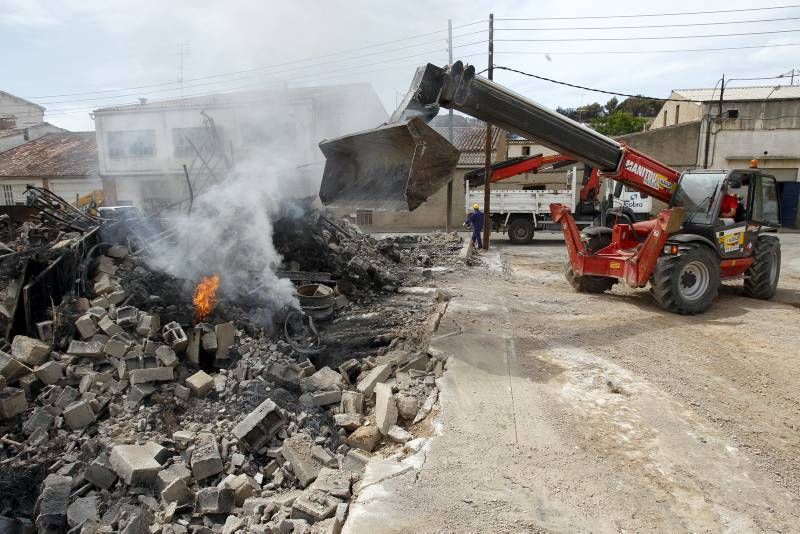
[0,188,464,532]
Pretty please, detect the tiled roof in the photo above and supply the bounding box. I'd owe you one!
[0,132,98,177]
[433,126,502,167]
[672,85,800,102]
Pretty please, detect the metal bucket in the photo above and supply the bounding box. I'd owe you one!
[318,117,460,212]
[296,283,335,321]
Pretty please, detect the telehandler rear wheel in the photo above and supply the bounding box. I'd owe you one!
[743,235,780,299]
[650,244,719,315]
[562,227,617,294]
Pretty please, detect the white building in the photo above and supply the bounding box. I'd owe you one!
[92,84,388,211]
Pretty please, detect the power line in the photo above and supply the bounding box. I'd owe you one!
[496,28,800,42]
[495,4,800,21]
[494,15,800,31]
[495,41,800,55]
[23,22,486,100]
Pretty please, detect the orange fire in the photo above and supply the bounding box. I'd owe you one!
[193,274,220,322]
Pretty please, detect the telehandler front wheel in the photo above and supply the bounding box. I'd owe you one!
[650,244,719,315]
[743,235,780,299]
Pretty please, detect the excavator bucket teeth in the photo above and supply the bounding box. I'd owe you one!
[318,117,460,211]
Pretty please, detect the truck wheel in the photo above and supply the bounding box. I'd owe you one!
[563,257,616,293]
[650,244,719,315]
[743,235,780,299]
[508,218,534,244]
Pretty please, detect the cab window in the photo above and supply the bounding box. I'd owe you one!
[750,175,780,226]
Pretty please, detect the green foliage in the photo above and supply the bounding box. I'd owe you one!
[590,110,647,135]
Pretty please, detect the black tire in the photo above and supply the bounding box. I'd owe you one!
[743,235,780,299]
[562,226,617,294]
[650,244,719,315]
[508,218,534,244]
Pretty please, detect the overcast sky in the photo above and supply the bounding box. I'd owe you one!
[2,0,799,131]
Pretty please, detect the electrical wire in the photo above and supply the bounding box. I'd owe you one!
[493,15,800,31]
[23,23,486,100]
[494,41,800,55]
[495,4,800,21]
[495,28,800,42]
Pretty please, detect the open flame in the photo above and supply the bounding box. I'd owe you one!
[193,274,220,322]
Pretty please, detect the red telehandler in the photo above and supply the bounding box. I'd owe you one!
[318,61,782,314]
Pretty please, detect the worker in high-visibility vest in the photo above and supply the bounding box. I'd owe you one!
[465,203,484,249]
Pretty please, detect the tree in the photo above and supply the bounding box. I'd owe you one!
[604,97,619,115]
[590,110,647,136]
[617,96,661,117]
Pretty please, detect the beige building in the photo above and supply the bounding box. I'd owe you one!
[0,90,66,152]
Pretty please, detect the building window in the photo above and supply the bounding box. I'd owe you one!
[521,146,531,156]
[173,127,221,157]
[2,185,13,206]
[675,105,680,125]
[727,109,739,119]
[356,210,373,226]
[107,130,156,159]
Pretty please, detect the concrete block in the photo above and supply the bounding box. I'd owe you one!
[185,327,201,364]
[196,487,234,514]
[129,367,174,385]
[74,314,97,339]
[346,426,381,452]
[143,441,170,464]
[201,330,217,351]
[33,361,64,385]
[0,351,27,382]
[232,398,286,451]
[310,467,352,499]
[341,449,370,475]
[387,425,412,444]
[107,289,126,306]
[307,390,341,406]
[172,430,195,448]
[161,477,192,504]
[109,443,162,485]
[53,385,80,409]
[62,400,95,430]
[93,273,113,295]
[374,383,397,435]
[136,313,160,337]
[311,446,338,469]
[162,322,188,353]
[67,495,98,529]
[222,515,244,534]
[11,335,51,366]
[291,491,337,522]
[396,395,419,421]
[89,296,109,308]
[157,462,192,490]
[104,337,130,359]
[333,413,362,431]
[340,390,363,415]
[356,364,392,397]
[35,474,71,532]
[191,440,223,481]
[174,383,190,401]
[300,366,344,393]
[36,320,54,344]
[0,387,27,419]
[281,434,323,488]
[23,409,54,435]
[97,315,123,337]
[85,454,117,489]
[68,340,105,358]
[215,322,235,360]
[155,345,178,367]
[115,306,139,327]
[127,383,155,406]
[186,370,213,397]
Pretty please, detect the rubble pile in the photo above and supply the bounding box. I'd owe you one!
[0,215,458,533]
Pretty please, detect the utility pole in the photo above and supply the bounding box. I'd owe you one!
[446,19,454,233]
[482,13,494,251]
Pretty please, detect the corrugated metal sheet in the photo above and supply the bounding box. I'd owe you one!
[0,132,98,177]
[673,85,800,102]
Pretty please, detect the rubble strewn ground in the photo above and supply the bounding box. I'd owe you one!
[0,204,466,533]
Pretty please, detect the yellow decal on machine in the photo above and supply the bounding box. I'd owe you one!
[717,228,745,253]
[610,262,621,269]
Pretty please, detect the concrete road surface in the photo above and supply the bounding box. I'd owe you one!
[345,231,800,533]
